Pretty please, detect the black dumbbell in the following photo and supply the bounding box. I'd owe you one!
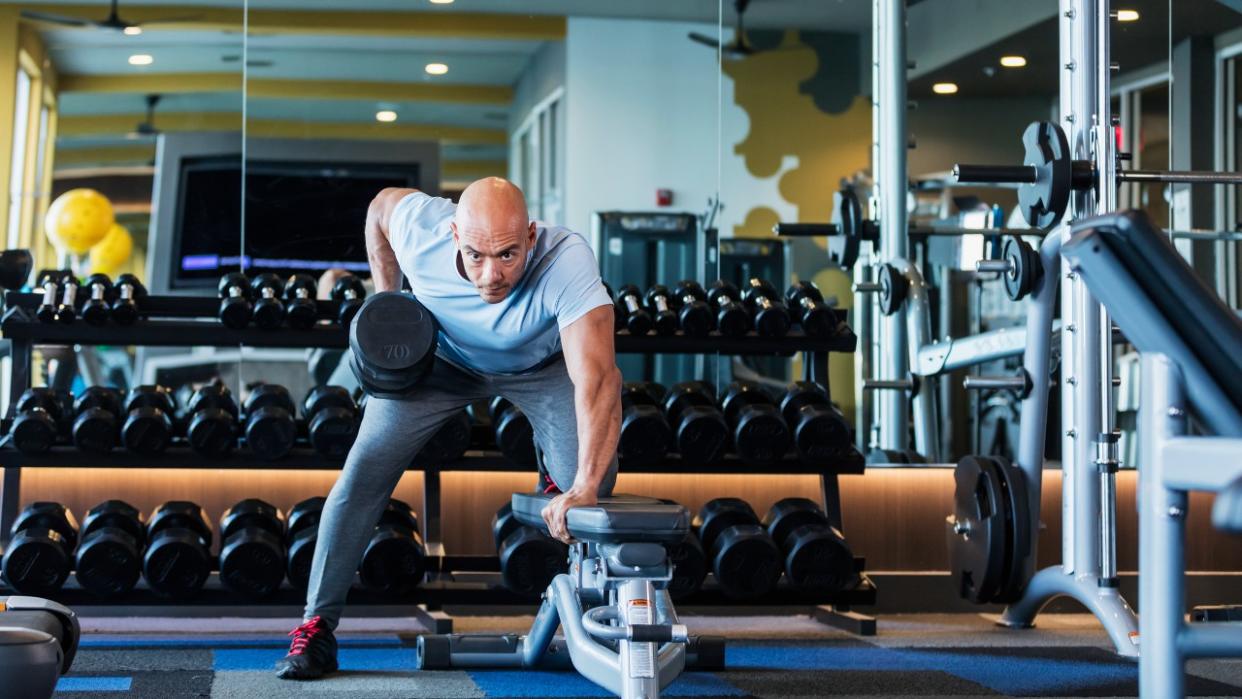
[144,501,213,599]
[763,498,857,592]
[644,285,679,336]
[110,273,146,326]
[662,382,729,464]
[218,273,252,329]
[359,498,426,595]
[243,384,297,460]
[706,281,753,337]
[785,281,836,338]
[720,381,792,466]
[81,274,114,327]
[285,496,325,591]
[11,387,68,454]
[415,410,472,464]
[665,529,708,601]
[614,284,653,336]
[670,280,715,337]
[332,274,367,326]
[779,382,852,462]
[34,270,62,323]
[122,385,176,455]
[303,386,359,459]
[56,274,80,324]
[694,498,782,600]
[75,499,145,598]
[184,381,239,457]
[619,382,672,466]
[72,386,123,454]
[0,248,32,290]
[284,274,318,330]
[489,397,537,467]
[1,502,78,595]
[219,498,287,599]
[492,502,567,597]
[743,278,792,338]
[250,273,286,330]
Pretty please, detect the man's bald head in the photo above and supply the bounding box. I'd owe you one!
[451,177,538,304]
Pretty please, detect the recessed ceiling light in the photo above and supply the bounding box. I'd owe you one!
[425,62,449,75]
[1117,9,1140,21]
[128,54,153,66]
[932,82,958,95]
[1000,55,1027,68]
[376,110,398,123]
[123,26,142,36]
[429,0,454,4]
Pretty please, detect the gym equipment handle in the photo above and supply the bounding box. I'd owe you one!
[962,376,1027,391]
[1117,169,1242,185]
[773,223,841,237]
[952,164,1038,185]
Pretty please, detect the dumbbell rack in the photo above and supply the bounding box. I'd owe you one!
[0,290,875,633]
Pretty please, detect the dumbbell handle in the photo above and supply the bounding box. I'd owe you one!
[89,282,108,302]
[650,293,671,314]
[294,287,312,300]
[227,285,245,300]
[854,282,882,293]
[679,293,700,307]
[41,280,59,307]
[962,375,1027,391]
[622,294,642,314]
[952,164,1038,184]
[773,223,842,237]
[796,297,820,312]
[60,281,79,307]
[118,283,134,303]
[711,291,740,309]
[261,287,278,300]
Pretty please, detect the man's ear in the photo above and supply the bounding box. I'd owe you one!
[528,221,537,242]
[451,221,459,244]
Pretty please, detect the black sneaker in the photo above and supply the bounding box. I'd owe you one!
[275,615,339,679]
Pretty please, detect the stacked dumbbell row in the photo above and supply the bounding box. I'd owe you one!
[1,497,425,601]
[609,279,841,339]
[618,380,853,467]
[9,383,361,460]
[32,270,146,326]
[217,272,366,330]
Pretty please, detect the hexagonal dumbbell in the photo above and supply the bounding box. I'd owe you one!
[122,385,176,455]
[670,280,715,337]
[489,397,537,468]
[2,502,78,595]
[332,274,367,327]
[217,273,252,329]
[285,496,325,591]
[414,410,472,464]
[143,501,213,599]
[34,270,63,323]
[694,498,782,600]
[81,273,115,327]
[779,382,852,462]
[359,498,426,596]
[662,381,729,464]
[643,285,679,336]
[72,386,124,454]
[250,273,287,330]
[762,498,857,592]
[284,274,319,330]
[55,274,81,324]
[742,278,791,338]
[303,386,359,459]
[785,280,837,338]
[492,501,567,597]
[706,281,752,337]
[11,387,69,454]
[614,284,653,336]
[619,382,672,466]
[75,499,145,598]
[719,381,792,466]
[219,498,287,599]
[110,273,146,326]
[243,384,297,460]
[185,381,239,457]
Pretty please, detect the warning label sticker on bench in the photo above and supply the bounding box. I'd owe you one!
[627,599,655,679]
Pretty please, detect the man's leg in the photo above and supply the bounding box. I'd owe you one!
[498,359,618,496]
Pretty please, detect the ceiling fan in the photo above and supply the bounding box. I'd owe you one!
[127,94,162,139]
[688,0,758,58]
[21,0,200,32]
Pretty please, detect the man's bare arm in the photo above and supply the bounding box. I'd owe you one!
[365,187,419,292]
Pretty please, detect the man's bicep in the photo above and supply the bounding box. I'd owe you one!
[561,305,617,381]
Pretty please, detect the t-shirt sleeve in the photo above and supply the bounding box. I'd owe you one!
[386,191,456,265]
[549,240,614,330]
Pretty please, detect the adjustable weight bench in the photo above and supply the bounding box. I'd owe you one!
[418,493,724,699]
[0,596,81,698]
[1063,210,1242,698]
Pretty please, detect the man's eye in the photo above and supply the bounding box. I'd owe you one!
[468,252,481,261]
[500,252,514,261]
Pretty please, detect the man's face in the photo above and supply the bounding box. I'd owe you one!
[452,219,537,303]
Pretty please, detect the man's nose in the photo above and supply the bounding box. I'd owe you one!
[480,260,503,284]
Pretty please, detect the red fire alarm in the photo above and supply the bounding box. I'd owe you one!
[656,189,673,207]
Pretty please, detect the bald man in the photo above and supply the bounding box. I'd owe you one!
[277,178,621,680]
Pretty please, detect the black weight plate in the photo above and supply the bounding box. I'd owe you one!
[784,524,857,592]
[664,531,708,601]
[711,524,783,600]
[75,530,141,597]
[219,528,286,598]
[733,406,791,466]
[829,187,865,270]
[349,291,437,372]
[359,526,427,596]
[498,527,567,597]
[143,529,211,599]
[286,527,317,590]
[989,456,1033,605]
[619,404,672,466]
[877,264,908,316]
[1019,121,1072,229]
[673,406,728,465]
[2,530,71,594]
[948,455,1008,604]
[1002,236,1039,301]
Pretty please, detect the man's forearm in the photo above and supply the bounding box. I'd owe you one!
[365,192,406,292]
[571,365,621,492]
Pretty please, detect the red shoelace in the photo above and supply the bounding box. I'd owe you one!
[287,616,327,656]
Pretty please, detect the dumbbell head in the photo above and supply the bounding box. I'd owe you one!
[3,502,79,595]
[359,499,426,595]
[644,285,679,335]
[490,397,537,468]
[719,381,774,422]
[110,273,146,325]
[415,410,471,464]
[707,281,752,336]
[663,383,729,465]
[144,501,212,599]
[783,523,857,592]
[762,497,829,550]
[12,387,64,454]
[12,501,78,549]
[285,496,325,590]
[76,499,145,597]
[219,498,287,598]
[710,523,783,600]
[671,280,714,337]
[0,248,32,290]
[693,497,758,553]
[497,526,567,597]
[287,496,326,540]
[147,501,213,547]
[491,502,521,550]
[218,273,253,329]
[122,385,176,455]
[348,292,439,398]
[303,385,358,459]
[619,382,672,465]
[186,383,239,458]
[244,384,297,460]
[785,280,836,337]
[332,274,367,326]
[72,386,123,454]
[744,278,792,337]
[81,273,114,326]
[250,273,287,329]
[284,274,319,329]
[665,530,708,601]
[780,382,851,461]
[614,284,653,336]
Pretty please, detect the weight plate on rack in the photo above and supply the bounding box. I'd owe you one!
[1018,121,1072,229]
[988,455,1033,605]
[947,454,1008,604]
[829,187,866,270]
[1002,236,1039,301]
[877,264,907,316]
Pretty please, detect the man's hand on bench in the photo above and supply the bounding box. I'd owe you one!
[541,487,598,543]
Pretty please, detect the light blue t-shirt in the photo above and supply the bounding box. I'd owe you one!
[388,192,612,375]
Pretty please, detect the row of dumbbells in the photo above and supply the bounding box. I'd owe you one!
[1,497,426,600]
[33,270,146,326]
[609,279,839,338]
[217,272,367,330]
[9,383,361,460]
[619,380,852,467]
[487,496,856,602]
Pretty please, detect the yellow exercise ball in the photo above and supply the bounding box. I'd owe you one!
[45,188,115,255]
[89,223,133,275]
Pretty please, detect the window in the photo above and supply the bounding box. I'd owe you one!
[510,88,564,223]
[6,66,32,249]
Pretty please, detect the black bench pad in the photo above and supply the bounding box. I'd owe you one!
[511,493,690,544]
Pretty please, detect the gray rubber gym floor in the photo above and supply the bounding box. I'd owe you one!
[55,613,1242,697]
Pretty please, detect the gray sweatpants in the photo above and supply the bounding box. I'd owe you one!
[303,355,618,629]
